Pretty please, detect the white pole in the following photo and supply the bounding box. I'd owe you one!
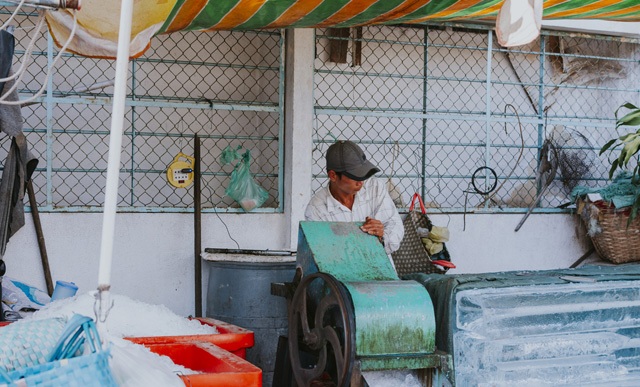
[96,0,134,329]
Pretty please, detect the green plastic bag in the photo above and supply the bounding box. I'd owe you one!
[221,146,268,211]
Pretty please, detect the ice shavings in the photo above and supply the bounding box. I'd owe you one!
[108,336,191,387]
[30,291,218,337]
[25,292,213,386]
[362,370,422,387]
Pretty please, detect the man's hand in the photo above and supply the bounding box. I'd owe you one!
[361,217,384,241]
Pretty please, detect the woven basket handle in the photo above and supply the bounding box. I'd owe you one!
[431,259,456,269]
[409,193,427,214]
[0,366,11,383]
[47,314,102,361]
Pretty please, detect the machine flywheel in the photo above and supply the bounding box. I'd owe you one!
[288,272,356,387]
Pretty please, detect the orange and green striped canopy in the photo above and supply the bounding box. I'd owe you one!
[43,0,640,59]
[159,0,640,34]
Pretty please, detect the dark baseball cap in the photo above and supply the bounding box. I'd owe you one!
[326,140,380,181]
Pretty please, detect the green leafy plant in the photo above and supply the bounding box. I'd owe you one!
[600,102,640,223]
[601,103,640,180]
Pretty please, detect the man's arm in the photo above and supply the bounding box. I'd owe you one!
[369,179,404,254]
[380,206,404,255]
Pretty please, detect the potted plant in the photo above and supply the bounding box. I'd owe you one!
[600,102,640,223]
[571,102,640,264]
[571,103,640,264]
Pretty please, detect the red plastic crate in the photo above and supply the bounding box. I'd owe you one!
[1,319,260,386]
[3,317,255,359]
[125,317,254,359]
[144,341,262,387]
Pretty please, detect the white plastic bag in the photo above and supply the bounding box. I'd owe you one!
[1,277,51,311]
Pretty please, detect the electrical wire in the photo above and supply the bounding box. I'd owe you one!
[0,0,26,32]
[204,105,241,250]
[214,208,240,250]
[0,9,78,105]
[407,139,451,227]
[0,12,45,86]
[477,103,525,207]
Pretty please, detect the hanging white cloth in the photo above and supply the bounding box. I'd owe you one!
[496,0,543,47]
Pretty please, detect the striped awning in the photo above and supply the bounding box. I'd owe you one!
[45,0,640,58]
[160,0,640,34]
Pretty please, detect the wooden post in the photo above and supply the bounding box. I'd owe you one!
[329,28,350,64]
[27,180,53,296]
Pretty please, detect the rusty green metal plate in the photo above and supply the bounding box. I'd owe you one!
[344,281,436,359]
[297,221,398,282]
[358,352,450,373]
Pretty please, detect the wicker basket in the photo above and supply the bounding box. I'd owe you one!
[578,199,640,264]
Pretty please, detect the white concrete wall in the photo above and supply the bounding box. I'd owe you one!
[428,213,593,273]
[4,211,592,317]
[3,213,288,317]
[3,29,595,318]
[543,20,640,38]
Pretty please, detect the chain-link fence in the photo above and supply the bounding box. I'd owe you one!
[3,7,640,214]
[313,24,640,213]
[1,7,283,212]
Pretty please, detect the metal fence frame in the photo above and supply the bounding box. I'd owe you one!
[312,23,640,213]
[3,7,640,215]
[1,5,285,213]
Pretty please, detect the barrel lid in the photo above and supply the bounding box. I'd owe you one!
[202,248,296,263]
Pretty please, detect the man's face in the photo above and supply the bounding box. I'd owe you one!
[328,170,364,196]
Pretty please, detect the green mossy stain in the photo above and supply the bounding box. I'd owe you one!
[357,322,436,356]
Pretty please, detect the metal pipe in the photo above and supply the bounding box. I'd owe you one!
[46,32,53,208]
[421,25,429,202]
[483,30,494,210]
[5,0,81,10]
[73,80,114,94]
[194,135,202,317]
[97,0,133,331]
